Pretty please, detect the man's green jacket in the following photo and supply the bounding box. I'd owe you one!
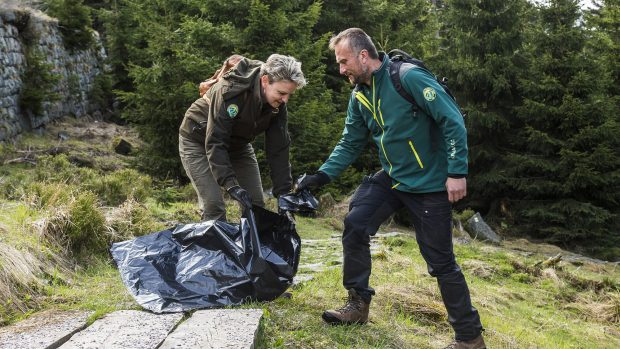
[319,53,468,193]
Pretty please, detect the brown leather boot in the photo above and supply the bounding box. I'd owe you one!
[322,289,370,325]
[443,334,486,349]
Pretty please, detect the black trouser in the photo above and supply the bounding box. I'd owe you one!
[342,170,482,341]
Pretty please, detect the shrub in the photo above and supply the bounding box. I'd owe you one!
[44,0,94,51]
[66,191,107,253]
[20,48,60,117]
[107,198,161,240]
[85,168,152,206]
[35,154,98,185]
[25,182,78,209]
[89,73,114,110]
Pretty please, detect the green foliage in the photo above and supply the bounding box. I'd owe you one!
[25,182,78,209]
[85,168,153,206]
[34,154,97,185]
[453,208,475,223]
[505,0,620,244]
[45,0,95,51]
[66,191,107,253]
[108,199,160,239]
[20,49,60,118]
[585,0,620,96]
[436,0,529,212]
[89,73,114,109]
[79,0,620,257]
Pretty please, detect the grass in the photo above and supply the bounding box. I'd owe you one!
[1,117,618,348]
[252,222,620,348]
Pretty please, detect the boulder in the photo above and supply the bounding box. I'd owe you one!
[466,212,501,244]
[114,138,132,155]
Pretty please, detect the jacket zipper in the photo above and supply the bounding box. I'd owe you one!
[355,77,394,175]
[408,140,424,168]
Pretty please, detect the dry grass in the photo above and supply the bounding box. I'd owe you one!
[462,259,496,279]
[0,224,71,324]
[566,292,620,324]
[105,198,161,241]
[374,285,448,326]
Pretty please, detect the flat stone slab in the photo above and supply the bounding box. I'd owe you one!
[0,310,92,349]
[293,274,314,285]
[159,309,263,349]
[58,310,183,349]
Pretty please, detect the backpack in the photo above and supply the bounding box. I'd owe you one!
[387,49,466,118]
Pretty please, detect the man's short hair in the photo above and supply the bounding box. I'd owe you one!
[260,54,307,89]
[328,28,379,59]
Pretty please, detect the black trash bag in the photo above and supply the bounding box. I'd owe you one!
[278,189,319,215]
[110,206,301,313]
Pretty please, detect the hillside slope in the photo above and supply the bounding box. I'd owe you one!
[0,118,618,348]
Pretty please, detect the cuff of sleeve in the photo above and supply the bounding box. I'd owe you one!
[447,173,467,179]
[224,177,239,191]
[316,171,331,185]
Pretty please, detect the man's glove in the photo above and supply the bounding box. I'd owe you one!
[227,185,253,210]
[295,171,330,192]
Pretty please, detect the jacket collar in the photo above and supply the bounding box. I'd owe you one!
[354,52,389,92]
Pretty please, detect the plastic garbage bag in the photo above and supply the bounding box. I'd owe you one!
[110,206,301,313]
[278,189,319,215]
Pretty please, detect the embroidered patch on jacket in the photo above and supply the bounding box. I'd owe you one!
[423,87,436,101]
[227,104,239,118]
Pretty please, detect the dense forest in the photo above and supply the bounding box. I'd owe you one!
[41,0,619,260]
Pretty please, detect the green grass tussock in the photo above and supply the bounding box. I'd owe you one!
[86,169,152,206]
[65,191,108,254]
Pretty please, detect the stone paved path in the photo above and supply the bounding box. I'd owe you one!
[0,310,92,349]
[0,231,401,349]
[0,309,262,349]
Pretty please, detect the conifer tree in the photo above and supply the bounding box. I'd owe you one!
[508,0,619,250]
[436,0,528,214]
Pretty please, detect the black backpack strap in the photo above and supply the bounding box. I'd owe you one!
[389,60,420,111]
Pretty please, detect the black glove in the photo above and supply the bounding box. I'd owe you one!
[227,185,253,210]
[295,172,330,192]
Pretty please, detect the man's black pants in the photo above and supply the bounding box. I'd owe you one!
[342,170,482,341]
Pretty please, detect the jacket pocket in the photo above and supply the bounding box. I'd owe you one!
[408,139,424,169]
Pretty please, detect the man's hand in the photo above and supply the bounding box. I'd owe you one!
[227,185,253,209]
[295,172,330,192]
[445,177,467,203]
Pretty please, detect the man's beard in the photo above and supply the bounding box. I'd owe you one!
[349,65,370,85]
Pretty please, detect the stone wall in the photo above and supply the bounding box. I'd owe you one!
[0,5,107,141]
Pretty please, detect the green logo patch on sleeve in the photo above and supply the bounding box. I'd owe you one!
[423,87,436,101]
[226,104,239,118]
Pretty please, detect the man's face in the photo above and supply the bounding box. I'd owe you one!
[260,76,297,109]
[334,40,369,85]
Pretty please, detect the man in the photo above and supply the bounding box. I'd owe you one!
[179,54,306,221]
[297,28,485,349]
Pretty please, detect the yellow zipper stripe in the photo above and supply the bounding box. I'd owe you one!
[356,91,371,106]
[355,92,372,113]
[378,99,385,125]
[372,78,377,116]
[391,182,400,189]
[408,140,424,168]
[356,79,394,175]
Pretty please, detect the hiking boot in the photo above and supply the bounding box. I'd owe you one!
[443,334,486,349]
[322,289,369,325]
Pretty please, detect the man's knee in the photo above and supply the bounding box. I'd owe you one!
[427,261,462,278]
[343,209,372,246]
